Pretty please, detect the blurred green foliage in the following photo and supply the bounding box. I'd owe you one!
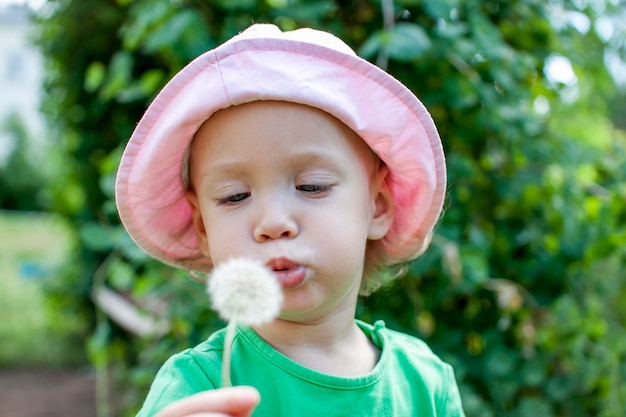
[33,0,626,416]
[0,212,85,367]
[0,115,49,210]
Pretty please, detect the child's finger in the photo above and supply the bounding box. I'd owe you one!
[155,386,261,417]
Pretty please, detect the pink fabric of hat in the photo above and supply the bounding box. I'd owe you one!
[115,23,446,272]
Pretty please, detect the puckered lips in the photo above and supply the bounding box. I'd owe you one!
[267,257,306,289]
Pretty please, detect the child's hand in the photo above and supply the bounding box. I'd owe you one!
[154,386,260,417]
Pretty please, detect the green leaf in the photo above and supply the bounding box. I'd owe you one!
[143,10,199,52]
[139,69,165,95]
[100,51,134,101]
[268,1,337,22]
[422,0,460,19]
[98,173,116,198]
[87,322,110,368]
[79,224,128,253]
[118,232,150,263]
[459,246,489,287]
[520,359,546,387]
[266,0,288,8]
[84,61,107,93]
[121,0,171,50]
[511,397,553,417]
[108,258,135,290]
[485,346,517,376]
[215,0,258,10]
[386,23,432,61]
[116,69,165,103]
[358,31,384,60]
[359,24,432,63]
[545,374,576,401]
[436,22,470,40]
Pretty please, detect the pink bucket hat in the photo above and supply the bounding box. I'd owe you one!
[115,23,446,273]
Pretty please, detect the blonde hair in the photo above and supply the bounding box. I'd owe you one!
[358,165,433,295]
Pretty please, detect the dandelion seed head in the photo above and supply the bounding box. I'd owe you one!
[207,257,283,326]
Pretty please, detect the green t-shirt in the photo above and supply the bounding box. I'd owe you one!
[137,320,465,417]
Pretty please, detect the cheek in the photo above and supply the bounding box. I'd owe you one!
[201,212,243,262]
[312,201,371,251]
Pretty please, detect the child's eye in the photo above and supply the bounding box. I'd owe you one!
[296,184,333,195]
[216,192,250,206]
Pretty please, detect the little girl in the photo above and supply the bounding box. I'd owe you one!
[116,24,465,417]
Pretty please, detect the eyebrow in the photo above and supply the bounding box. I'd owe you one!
[198,150,346,179]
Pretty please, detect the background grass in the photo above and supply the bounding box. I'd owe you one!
[0,210,86,368]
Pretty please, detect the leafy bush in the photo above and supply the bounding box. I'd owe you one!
[0,114,51,210]
[35,0,626,416]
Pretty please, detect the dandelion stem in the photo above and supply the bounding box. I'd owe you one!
[221,311,238,387]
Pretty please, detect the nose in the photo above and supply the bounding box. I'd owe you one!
[253,198,298,242]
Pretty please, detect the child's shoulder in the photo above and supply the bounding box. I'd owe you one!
[360,320,465,415]
[358,320,453,372]
[358,319,433,349]
[161,327,228,368]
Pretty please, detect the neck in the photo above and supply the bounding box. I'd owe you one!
[253,309,379,376]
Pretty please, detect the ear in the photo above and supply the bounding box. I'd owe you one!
[368,166,394,240]
[185,190,211,257]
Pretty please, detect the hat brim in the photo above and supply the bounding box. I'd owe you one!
[115,25,446,272]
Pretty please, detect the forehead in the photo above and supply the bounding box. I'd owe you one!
[188,101,377,176]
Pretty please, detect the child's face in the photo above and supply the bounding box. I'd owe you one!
[186,101,392,322]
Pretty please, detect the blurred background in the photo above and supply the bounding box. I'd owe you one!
[1,0,625,416]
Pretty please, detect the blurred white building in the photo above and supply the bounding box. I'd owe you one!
[0,3,44,165]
